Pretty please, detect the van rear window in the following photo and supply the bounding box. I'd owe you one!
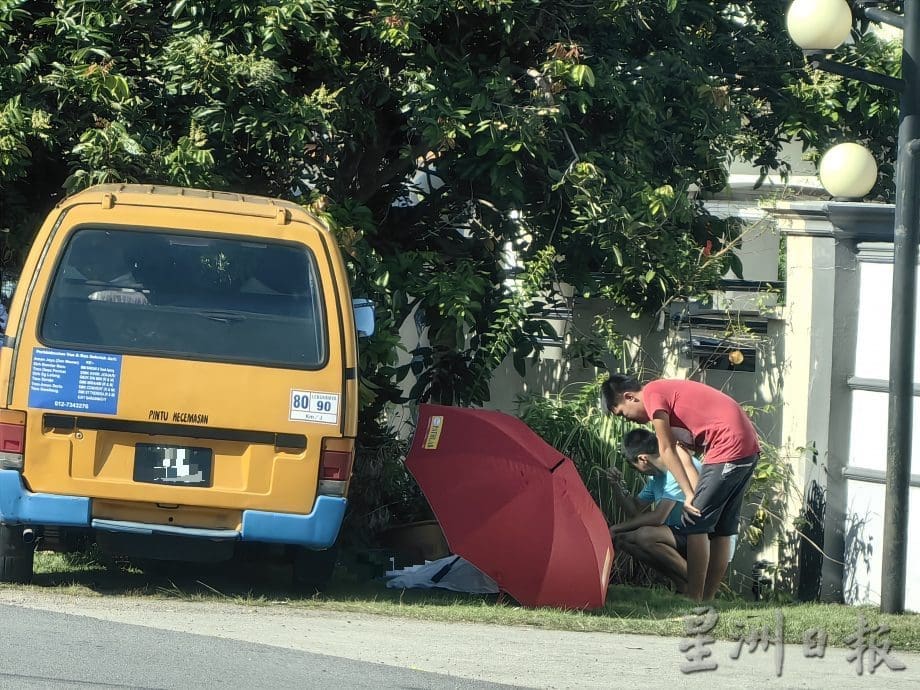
[41,228,327,368]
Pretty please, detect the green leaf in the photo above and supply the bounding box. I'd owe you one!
[727,252,745,279]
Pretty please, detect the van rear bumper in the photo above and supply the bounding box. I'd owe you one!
[0,470,92,526]
[0,470,346,549]
[241,496,347,549]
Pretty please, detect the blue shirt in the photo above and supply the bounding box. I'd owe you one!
[637,457,703,527]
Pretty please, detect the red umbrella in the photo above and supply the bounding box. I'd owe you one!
[405,404,613,610]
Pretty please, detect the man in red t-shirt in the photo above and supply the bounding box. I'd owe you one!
[602,373,759,602]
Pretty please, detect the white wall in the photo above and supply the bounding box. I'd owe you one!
[846,248,920,611]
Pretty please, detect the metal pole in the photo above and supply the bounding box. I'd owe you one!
[882,0,920,615]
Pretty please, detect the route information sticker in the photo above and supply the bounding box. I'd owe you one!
[290,389,339,424]
[28,348,122,415]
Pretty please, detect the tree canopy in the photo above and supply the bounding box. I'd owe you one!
[0,1,903,411]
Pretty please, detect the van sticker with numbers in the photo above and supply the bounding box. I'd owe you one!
[290,390,339,424]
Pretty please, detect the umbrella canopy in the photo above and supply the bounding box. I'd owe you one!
[405,404,613,610]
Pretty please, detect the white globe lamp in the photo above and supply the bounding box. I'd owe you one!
[786,0,853,51]
[818,143,878,199]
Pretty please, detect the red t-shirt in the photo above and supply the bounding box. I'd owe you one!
[642,379,760,464]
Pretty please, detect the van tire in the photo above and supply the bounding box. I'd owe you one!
[0,524,35,584]
[291,545,338,592]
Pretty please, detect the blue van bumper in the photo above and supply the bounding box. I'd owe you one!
[241,496,347,549]
[0,470,91,526]
[0,470,346,549]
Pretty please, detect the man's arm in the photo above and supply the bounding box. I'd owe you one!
[651,412,701,516]
[675,443,699,487]
[610,500,676,535]
[671,426,702,457]
[605,467,645,518]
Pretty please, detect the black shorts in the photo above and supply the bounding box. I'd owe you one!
[683,453,758,536]
[668,527,737,560]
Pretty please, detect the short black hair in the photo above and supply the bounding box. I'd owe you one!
[621,428,658,462]
[601,373,642,411]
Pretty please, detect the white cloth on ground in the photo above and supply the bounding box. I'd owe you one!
[385,555,499,594]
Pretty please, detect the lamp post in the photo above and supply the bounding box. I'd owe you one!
[787,0,920,615]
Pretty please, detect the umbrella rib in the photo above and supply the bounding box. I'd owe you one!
[531,479,609,606]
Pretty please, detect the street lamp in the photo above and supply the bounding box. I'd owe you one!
[818,142,879,198]
[787,0,920,615]
[787,0,853,50]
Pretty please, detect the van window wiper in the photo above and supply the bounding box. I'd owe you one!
[197,309,247,323]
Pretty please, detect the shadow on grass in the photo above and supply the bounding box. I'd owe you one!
[27,551,920,653]
[30,548,721,616]
[32,549,680,607]
[32,553,504,609]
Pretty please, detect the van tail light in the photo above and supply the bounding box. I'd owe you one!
[0,410,26,471]
[318,438,355,497]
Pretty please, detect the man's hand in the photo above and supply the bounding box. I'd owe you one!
[682,497,702,525]
[604,466,624,486]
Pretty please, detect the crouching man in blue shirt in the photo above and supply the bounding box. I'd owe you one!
[607,428,703,594]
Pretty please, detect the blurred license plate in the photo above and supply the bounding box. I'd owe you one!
[133,444,213,487]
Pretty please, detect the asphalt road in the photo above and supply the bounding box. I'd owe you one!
[2,591,919,689]
[0,604,517,690]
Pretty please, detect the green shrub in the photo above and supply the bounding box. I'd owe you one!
[339,418,432,550]
[515,380,636,524]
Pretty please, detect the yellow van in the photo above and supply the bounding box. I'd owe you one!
[0,184,373,586]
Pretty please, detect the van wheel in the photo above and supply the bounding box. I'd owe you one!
[0,524,36,584]
[291,545,338,592]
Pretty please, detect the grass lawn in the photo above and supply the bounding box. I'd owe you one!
[4,551,916,655]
